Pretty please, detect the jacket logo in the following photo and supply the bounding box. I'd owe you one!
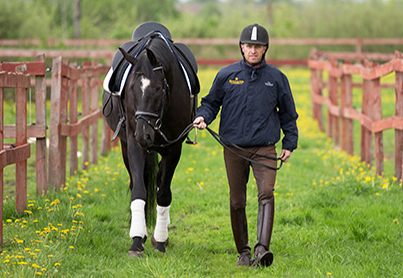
[229,77,244,85]
[265,81,274,87]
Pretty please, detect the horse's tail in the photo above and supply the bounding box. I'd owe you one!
[144,150,158,227]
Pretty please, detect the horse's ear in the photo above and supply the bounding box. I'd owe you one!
[119,47,136,65]
[146,48,159,67]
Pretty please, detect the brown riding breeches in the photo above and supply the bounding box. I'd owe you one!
[224,145,277,209]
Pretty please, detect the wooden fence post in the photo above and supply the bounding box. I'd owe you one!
[35,54,48,195]
[90,60,99,165]
[395,51,403,181]
[340,72,354,155]
[49,56,64,190]
[69,63,79,176]
[15,81,28,213]
[328,60,340,146]
[361,61,375,167]
[82,61,91,169]
[0,77,3,248]
[371,73,383,177]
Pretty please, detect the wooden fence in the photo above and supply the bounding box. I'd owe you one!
[0,71,31,247]
[0,55,48,196]
[1,38,402,67]
[48,57,110,189]
[308,49,403,180]
[1,55,111,247]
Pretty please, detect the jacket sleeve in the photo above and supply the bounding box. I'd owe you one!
[195,72,226,125]
[277,75,298,151]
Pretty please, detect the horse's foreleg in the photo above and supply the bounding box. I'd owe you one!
[152,145,182,253]
[125,141,148,257]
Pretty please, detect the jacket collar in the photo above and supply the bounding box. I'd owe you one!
[241,59,266,81]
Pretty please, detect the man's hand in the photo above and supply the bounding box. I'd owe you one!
[279,149,292,163]
[193,116,207,130]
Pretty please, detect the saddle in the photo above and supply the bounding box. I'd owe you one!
[104,22,200,97]
[102,22,200,143]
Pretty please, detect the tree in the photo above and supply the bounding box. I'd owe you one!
[74,0,82,39]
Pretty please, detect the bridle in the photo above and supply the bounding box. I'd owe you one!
[134,65,175,145]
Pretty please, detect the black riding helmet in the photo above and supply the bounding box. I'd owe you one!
[239,23,269,60]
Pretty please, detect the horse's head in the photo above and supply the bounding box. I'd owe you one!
[119,46,169,149]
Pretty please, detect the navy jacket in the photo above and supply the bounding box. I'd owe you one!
[196,59,298,151]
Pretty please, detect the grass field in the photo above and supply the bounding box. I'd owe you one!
[2,67,403,277]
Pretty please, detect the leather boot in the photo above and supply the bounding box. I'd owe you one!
[252,196,274,267]
[230,206,251,266]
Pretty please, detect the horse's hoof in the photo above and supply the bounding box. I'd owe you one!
[128,250,145,258]
[151,235,169,247]
[151,235,169,253]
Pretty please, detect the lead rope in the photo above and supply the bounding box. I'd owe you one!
[152,123,282,171]
[205,127,283,171]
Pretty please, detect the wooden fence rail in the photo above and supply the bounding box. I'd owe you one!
[1,37,402,67]
[308,49,403,180]
[1,55,111,248]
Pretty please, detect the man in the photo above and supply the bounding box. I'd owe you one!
[193,24,298,267]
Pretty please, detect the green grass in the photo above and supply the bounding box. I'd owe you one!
[2,67,403,277]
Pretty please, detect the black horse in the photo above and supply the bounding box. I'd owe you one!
[102,27,198,257]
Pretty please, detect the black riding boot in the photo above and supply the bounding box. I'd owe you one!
[253,196,274,267]
[230,206,251,266]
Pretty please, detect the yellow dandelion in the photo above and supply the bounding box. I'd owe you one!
[375,193,380,196]
[77,194,82,198]
[188,167,194,171]
[393,218,398,223]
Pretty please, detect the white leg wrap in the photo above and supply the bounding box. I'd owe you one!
[154,205,170,242]
[129,199,147,239]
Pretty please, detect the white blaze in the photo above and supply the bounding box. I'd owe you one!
[141,76,151,96]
